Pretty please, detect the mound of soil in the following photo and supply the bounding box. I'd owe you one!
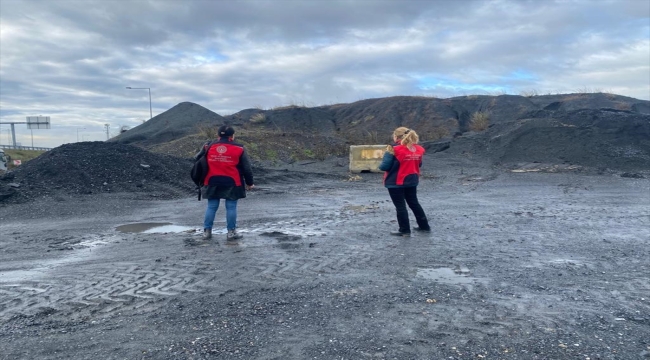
[433,108,650,172]
[0,142,195,204]
[0,141,338,204]
[225,93,648,142]
[111,102,229,147]
[148,130,349,164]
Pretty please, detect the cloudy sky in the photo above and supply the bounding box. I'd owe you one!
[1,0,649,148]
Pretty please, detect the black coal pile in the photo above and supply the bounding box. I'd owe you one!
[426,108,650,172]
[0,142,195,204]
[111,102,227,147]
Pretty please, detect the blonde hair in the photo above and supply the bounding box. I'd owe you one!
[393,127,419,147]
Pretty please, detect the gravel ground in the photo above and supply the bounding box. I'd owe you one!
[1,163,649,359]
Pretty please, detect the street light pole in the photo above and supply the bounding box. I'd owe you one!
[126,87,152,120]
[76,127,85,142]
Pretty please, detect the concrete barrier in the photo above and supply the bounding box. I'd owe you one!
[349,145,387,173]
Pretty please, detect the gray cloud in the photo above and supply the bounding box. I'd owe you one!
[0,0,648,148]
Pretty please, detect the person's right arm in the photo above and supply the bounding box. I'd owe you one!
[193,142,209,161]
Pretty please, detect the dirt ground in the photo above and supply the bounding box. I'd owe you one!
[1,163,649,359]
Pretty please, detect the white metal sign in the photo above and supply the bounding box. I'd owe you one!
[27,116,51,129]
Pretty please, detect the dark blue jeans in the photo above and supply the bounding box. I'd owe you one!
[387,186,429,233]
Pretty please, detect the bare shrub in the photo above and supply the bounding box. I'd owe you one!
[250,113,266,123]
[446,118,459,129]
[196,123,218,139]
[470,111,490,132]
[365,130,379,143]
[520,89,539,98]
[430,126,450,140]
[575,86,606,94]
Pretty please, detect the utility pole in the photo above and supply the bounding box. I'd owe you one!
[104,124,110,140]
[126,87,152,120]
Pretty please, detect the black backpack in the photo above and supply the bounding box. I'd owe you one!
[190,143,212,200]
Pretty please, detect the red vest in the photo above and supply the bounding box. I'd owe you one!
[204,142,244,186]
[392,143,424,185]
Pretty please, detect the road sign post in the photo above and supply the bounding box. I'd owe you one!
[0,116,51,147]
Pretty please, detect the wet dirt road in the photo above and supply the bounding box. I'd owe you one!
[1,172,649,359]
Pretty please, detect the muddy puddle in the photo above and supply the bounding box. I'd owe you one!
[115,222,195,234]
[416,267,486,285]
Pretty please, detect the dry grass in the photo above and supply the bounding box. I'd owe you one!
[470,111,490,132]
[429,126,450,140]
[562,93,588,101]
[250,113,266,123]
[196,124,218,139]
[614,102,632,111]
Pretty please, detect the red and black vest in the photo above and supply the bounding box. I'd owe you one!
[383,142,425,187]
[203,140,245,187]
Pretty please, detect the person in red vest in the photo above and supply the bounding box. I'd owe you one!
[195,125,254,240]
[378,127,430,236]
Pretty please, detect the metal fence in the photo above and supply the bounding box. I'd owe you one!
[0,145,52,151]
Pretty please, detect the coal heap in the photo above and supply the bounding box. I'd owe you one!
[424,108,650,172]
[0,142,195,204]
[111,102,227,147]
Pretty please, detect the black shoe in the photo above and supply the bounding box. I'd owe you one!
[414,227,431,232]
[390,231,411,237]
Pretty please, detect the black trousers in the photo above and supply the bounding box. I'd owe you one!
[388,186,430,233]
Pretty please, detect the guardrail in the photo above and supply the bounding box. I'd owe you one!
[0,145,52,151]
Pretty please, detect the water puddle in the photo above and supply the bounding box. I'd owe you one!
[116,222,195,234]
[2,249,101,283]
[416,267,481,285]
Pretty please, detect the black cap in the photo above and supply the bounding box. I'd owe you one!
[218,125,235,137]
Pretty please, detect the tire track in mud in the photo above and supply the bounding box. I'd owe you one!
[0,262,211,319]
[0,202,386,320]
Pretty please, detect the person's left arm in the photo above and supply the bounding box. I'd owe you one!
[378,151,395,171]
[239,149,254,189]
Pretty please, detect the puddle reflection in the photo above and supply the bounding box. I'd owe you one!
[116,222,195,234]
[417,267,478,284]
